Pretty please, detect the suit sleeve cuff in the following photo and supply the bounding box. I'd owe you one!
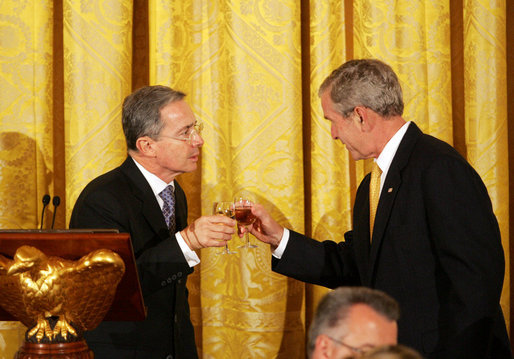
[272,228,290,259]
[175,231,201,267]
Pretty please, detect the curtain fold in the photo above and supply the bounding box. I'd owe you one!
[63,0,132,220]
[462,0,509,321]
[0,1,54,356]
[0,0,511,357]
[307,0,350,332]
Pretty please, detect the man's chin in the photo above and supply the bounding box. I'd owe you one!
[347,149,360,161]
[176,163,198,176]
[186,162,198,172]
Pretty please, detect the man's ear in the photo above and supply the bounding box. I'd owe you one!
[313,334,332,359]
[135,136,157,157]
[354,106,367,123]
[355,106,374,132]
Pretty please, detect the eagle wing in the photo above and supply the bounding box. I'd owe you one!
[59,249,125,331]
[0,254,34,326]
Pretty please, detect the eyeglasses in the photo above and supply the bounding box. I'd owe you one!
[159,122,203,145]
[325,335,375,355]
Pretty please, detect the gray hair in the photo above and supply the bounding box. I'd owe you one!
[307,287,400,358]
[122,85,186,151]
[318,59,404,118]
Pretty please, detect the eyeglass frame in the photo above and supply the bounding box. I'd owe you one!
[325,335,375,355]
[158,121,203,145]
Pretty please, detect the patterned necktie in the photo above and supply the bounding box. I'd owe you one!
[159,185,176,233]
[369,162,382,238]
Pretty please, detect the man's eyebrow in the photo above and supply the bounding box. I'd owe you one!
[175,122,196,133]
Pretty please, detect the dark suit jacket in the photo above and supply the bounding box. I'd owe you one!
[70,157,198,359]
[273,123,511,358]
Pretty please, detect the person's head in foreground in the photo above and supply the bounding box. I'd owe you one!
[349,344,424,359]
[309,286,400,359]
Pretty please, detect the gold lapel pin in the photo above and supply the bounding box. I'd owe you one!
[388,187,393,193]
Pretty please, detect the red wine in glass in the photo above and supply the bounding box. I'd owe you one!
[234,196,258,248]
[235,207,256,226]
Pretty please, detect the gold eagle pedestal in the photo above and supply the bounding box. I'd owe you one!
[0,231,146,359]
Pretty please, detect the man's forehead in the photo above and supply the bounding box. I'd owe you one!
[161,100,196,127]
[345,304,397,343]
[346,305,387,331]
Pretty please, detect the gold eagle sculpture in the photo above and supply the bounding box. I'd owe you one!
[0,245,125,343]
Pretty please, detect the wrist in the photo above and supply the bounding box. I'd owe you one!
[272,227,284,248]
[181,226,202,251]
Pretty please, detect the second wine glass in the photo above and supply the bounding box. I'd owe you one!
[213,201,237,254]
[234,196,258,249]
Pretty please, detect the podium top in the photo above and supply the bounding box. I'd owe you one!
[0,230,145,322]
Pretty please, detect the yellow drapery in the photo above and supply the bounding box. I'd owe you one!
[0,0,512,357]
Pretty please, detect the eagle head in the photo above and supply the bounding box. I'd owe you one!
[7,246,46,276]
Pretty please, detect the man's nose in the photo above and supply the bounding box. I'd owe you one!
[192,133,204,147]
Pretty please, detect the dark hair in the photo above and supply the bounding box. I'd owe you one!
[122,85,186,151]
[318,59,404,118]
[307,287,400,358]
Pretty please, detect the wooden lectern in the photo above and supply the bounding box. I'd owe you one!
[0,230,146,358]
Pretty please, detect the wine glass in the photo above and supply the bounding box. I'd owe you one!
[234,196,258,249]
[213,201,237,254]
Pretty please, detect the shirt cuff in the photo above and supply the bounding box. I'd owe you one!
[272,228,290,259]
[175,231,201,267]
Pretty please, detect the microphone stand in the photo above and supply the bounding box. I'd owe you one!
[51,196,61,229]
[40,194,51,230]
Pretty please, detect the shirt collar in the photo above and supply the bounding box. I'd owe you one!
[375,121,411,189]
[131,157,174,198]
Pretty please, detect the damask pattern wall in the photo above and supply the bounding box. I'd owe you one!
[0,0,512,357]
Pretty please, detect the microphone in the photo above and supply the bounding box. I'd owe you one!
[51,196,61,229]
[40,194,51,229]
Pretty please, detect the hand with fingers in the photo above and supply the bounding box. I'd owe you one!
[181,215,236,251]
[239,203,284,250]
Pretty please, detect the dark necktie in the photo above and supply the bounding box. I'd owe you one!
[159,185,176,233]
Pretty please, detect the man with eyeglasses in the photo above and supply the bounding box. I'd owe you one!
[70,85,235,358]
[309,287,399,359]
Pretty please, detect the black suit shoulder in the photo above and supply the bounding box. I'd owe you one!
[394,123,467,168]
[414,131,467,164]
[69,163,142,230]
[70,158,187,231]
[408,128,494,202]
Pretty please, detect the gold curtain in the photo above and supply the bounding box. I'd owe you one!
[0,0,54,356]
[0,0,512,358]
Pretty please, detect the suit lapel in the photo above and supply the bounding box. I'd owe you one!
[352,174,372,284]
[367,123,423,278]
[173,180,188,231]
[120,158,170,238]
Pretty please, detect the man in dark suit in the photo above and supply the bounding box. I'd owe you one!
[70,85,235,358]
[246,59,511,358]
